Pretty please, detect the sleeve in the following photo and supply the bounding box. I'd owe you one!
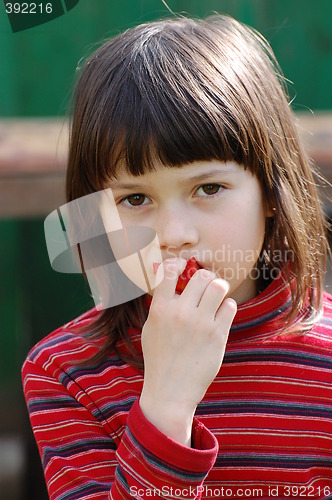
[22,358,219,500]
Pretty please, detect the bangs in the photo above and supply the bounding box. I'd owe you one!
[95,48,249,183]
[70,15,283,191]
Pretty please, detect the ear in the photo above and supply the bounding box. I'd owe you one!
[266,206,276,218]
[265,199,276,218]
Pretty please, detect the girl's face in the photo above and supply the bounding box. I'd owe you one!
[102,160,271,304]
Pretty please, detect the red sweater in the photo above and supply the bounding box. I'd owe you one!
[22,274,332,499]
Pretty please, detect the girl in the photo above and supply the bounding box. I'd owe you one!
[22,14,332,500]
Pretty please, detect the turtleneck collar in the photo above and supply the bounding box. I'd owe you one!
[231,271,292,332]
[144,270,293,340]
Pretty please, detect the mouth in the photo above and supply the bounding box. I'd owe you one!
[153,257,203,275]
[153,257,203,294]
[153,262,161,276]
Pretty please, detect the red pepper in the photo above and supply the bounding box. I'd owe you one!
[153,257,201,294]
[175,257,201,294]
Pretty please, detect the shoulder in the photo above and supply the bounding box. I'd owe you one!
[322,290,332,311]
[22,307,110,377]
[22,307,143,440]
[319,291,332,324]
[306,291,332,347]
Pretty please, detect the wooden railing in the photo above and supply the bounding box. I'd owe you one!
[0,118,68,218]
[0,114,331,218]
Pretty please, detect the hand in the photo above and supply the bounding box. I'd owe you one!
[139,257,237,446]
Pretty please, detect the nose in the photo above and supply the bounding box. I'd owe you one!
[156,205,199,252]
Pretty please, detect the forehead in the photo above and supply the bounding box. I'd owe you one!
[107,160,243,189]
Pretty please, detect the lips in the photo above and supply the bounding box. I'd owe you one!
[153,262,161,276]
[153,257,201,294]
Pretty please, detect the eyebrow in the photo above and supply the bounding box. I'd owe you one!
[110,167,236,190]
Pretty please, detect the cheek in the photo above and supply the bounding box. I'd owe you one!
[108,229,163,292]
[240,203,266,247]
[210,200,266,262]
[244,203,266,250]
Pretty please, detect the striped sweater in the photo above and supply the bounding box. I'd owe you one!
[22,273,332,499]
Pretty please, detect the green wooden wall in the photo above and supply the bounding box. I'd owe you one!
[1,0,332,117]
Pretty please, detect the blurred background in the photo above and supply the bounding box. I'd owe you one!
[0,0,331,498]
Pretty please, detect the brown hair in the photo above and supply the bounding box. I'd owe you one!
[66,14,329,369]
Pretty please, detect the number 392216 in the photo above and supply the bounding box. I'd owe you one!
[5,3,53,14]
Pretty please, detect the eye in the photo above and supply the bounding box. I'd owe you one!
[120,193,149,208]
[195,184,223,197]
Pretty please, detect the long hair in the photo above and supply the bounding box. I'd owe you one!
[66,15,328,369]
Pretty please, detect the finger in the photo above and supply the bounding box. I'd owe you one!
[215,297,237,326]
[153,257,187,299]
[197,278,230,316]
[180,268,218,304]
